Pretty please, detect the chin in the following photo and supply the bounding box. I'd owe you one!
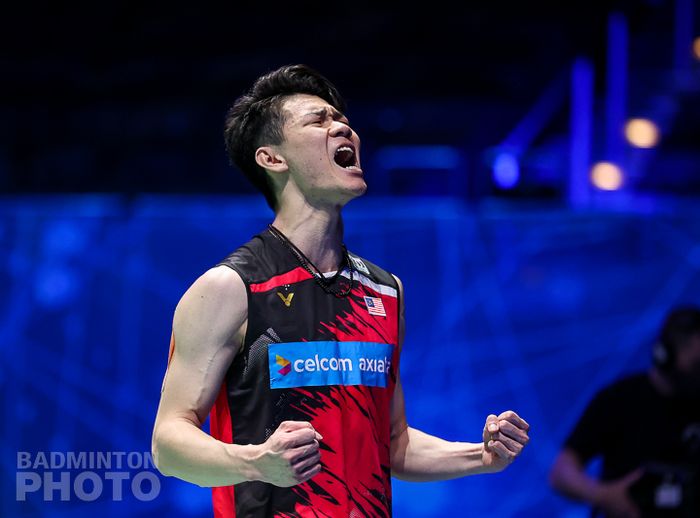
[348,179,368,198]
[333,182,367,207]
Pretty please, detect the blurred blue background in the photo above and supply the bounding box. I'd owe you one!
[3,1,700,517]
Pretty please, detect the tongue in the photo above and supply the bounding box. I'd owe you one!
[335,149,354,167]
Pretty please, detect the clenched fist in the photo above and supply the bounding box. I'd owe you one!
[481,410,530,472]
[251,421,323,487]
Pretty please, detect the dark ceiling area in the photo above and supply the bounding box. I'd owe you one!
[1,1,696,197]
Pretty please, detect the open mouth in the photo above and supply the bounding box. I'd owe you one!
[333,145,361,171]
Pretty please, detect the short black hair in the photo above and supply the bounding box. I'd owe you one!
[223,64,347,210]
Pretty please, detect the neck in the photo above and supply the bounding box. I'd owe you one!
[271,200,345,272]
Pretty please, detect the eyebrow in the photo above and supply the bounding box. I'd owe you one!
[303,107,346,120]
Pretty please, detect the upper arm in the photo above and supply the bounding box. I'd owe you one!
[390,274,408,440]
[154,265,248,431]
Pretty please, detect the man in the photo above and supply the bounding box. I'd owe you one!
[549,306,700,518]
[152,64,530,517]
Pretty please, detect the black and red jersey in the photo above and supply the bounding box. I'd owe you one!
[209,229,400,517]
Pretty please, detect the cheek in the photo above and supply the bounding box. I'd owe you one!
[288,149,328,172]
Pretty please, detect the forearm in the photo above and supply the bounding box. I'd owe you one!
[153,418,258,487]
[549,450,602,505]
[390,426,492,482]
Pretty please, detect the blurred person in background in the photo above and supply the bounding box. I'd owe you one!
[151,64,531,517]
[549,306,700,517]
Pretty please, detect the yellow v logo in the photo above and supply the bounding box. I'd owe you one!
[277,292,294,307]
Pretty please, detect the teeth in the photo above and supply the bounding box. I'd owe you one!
[333,145,359,169]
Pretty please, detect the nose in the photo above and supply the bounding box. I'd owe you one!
[329,120,353,139]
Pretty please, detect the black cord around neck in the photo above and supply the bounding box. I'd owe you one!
[267,224,354,297]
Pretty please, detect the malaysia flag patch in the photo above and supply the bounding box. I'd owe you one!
[364,296,386,317]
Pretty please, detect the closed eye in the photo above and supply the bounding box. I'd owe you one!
[303,108,349,127]
[305,116,326,127]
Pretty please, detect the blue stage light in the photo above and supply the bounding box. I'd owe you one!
[493,152,520,189]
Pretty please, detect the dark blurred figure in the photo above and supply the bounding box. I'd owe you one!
[549,306,700,518]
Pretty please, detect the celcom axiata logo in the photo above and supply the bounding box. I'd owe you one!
[276,354,291,376]
[268,341,394,389]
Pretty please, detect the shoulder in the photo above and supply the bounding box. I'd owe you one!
[608,372,649,391]
[391,273,404,294]
[347,252,399,290]
[188,265,246,298]
[171,265,247,357]
[217,231,287,284]
[593,372,648,404]
[175,266,246,323]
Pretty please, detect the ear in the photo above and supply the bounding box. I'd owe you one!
[255,146,288,174]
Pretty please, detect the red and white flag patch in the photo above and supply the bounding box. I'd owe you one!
[363,296,386,317]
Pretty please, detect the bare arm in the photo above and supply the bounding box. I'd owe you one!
[151,266,255,486]
[151,266,322,488]
[549,449,602,503]
[549,449,643,518]
[389,275,530,482]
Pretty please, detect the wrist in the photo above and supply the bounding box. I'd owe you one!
[225,442,262,483]
[459,441,495,476]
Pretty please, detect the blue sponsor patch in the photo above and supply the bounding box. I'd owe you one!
[268,341,394,389]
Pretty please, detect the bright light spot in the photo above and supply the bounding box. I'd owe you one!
[493,152,519,189]
[693,37,700,60]
[590,162,624,191]
[625,118,659,148]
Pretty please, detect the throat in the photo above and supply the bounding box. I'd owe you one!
[267,224,354,298]
[270,215,345,272]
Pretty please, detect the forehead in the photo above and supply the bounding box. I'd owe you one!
[281,94,339,120]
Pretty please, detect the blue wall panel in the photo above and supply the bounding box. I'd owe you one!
[3,195,700,517]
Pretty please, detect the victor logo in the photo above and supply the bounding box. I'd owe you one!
[277,292,294,307]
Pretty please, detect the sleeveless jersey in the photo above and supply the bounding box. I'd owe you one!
[209,229,400,518]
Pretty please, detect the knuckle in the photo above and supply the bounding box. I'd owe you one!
[502,410,514,419]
